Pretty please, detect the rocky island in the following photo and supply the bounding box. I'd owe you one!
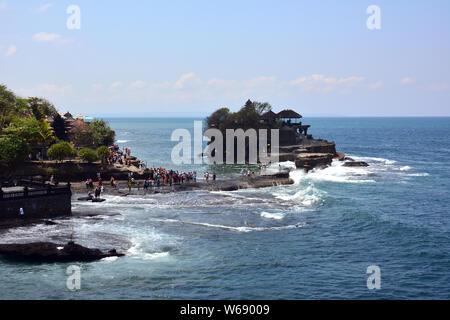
[206,99,368,171]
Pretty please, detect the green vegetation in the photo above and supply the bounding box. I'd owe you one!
[71,120,115,149]
[206,99,281,132]
[0,135,31,168]
[4,116,55,146]
[90,120,115,147]
[96,146,110,164]
[0,84,115,168]
[52,113,69,141]
[47,142,78,161]
[78,148,98,163]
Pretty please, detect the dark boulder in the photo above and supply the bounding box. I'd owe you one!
[343,161,369,167]
[0,241,124,263]
[295,153,333,171]
[335,152,346,161]
[77,196,93,201]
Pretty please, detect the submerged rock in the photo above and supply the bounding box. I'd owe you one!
[343,161,369,167]
[0,241,124,263]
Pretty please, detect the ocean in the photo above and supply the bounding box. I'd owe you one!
[0,117,449,299]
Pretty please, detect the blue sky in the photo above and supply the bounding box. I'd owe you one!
[1,0,450,116]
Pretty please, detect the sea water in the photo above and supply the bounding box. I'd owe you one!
[0,117,449,299]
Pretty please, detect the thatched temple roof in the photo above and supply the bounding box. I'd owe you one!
[260,110,278,120]
[277,109,302,119]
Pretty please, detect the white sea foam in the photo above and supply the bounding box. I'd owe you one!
[126,229,176,261]
[116,140,129,144]
[151,218,304,232]
[260,212,285,220]
[351,156,397,165]
[274,184,325,206]
[399,166,412,171]
[101,256,119,262]
[307,164,377,184]
[407,173,430,177]
[142,252,170,260]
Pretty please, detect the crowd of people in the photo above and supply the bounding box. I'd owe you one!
[241,168,255,176]
[85,173,104,199]
[80,144,222,196]
[106,145,147,169]
[141,167,198,189]
[82,167,220,196]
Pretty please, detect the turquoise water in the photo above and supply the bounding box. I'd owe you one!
[0,117,449,299]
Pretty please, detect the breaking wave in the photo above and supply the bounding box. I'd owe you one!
[150,218,305,233]
[260,212,285,220]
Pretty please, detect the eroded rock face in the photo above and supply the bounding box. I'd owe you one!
[342,161,369,167]
[0,241,124,263]
[295,153,334,171]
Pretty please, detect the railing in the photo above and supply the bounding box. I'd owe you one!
[0,184,71,201]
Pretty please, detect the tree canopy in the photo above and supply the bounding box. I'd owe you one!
[78,148,98,163]
[47,142,78,161]
[206,99,280,132]
[0,84,115,167]
[0,135,30,168]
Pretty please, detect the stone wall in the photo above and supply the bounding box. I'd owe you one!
[0,193,71,220]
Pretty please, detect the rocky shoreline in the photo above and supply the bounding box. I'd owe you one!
[276,140,368,171]
[70,172,294,197]
[0,241,124,263]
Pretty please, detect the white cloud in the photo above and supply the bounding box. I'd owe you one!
[110,81,124,89]
[5,45,16,57]
[400,77,414,85]
[37,3,53,13]
[207,78,237,88]
[245,76,277,88]
[32,32,61,42]
[130,80,147,89]
[16,84,73,98]
[286,74,365,93]
[174,72,201,89]
[370,81,383,90]
[426,83,450,92]
[79,73,375,106]
[91,84,104,91]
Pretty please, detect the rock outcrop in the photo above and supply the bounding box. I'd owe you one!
[0,241,124,263]
[295,153,334,171]
[342,161,369,167]
[278,139,337,171]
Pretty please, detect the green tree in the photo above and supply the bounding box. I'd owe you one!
[206,107,230,130]
[27,97,58,120]
[89,120,115,147]
[78,148,98,163]
[96,146,110,164]
[0,85,17,130]
[72,126,95,148]
[0,135,31,168]
[47,141,77,161]
[52,114,69,141]
[4,116,55,146]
